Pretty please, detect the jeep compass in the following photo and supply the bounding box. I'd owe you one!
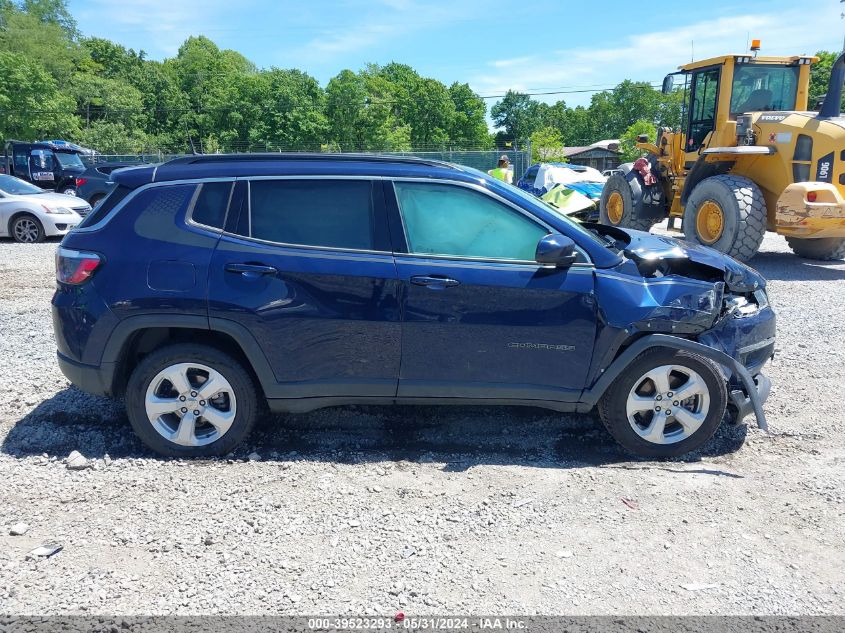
[52,154,775,458]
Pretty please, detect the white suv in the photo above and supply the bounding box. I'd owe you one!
[0,175,91,242]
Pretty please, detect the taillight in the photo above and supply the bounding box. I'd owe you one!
[56,247,101,284]
[807,191,818,202]
[75,177,87,187]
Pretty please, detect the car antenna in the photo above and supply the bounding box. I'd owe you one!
[184,122,201,155]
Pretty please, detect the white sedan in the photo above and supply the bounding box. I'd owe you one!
[0,175,91,243]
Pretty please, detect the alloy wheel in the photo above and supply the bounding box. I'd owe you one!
[625,364,710,445]
[13,218,40,243]
[144,362,237,447]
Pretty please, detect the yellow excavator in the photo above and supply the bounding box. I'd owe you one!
[599,43,845,261]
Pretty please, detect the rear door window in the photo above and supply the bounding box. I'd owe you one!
[244,179,380,251]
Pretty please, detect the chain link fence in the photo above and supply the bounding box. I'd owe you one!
[83,148,532,180]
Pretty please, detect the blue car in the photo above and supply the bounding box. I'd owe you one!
[52,154,775,458]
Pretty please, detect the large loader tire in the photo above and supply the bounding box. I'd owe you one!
[599,172,655,232]
[785,236,845,261]
[682,175,766,261]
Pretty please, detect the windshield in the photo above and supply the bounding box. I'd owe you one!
[464,166,610,249]
[0,175,46,195]
[730,64,799,115]
[54,152,85,169]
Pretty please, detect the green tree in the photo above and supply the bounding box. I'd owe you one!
[558,105,595,146]
[83,37,145,81]
[249,68,328,150]
[619,119,657,162]
[809,50,845,111]
[447,82,490,147]
[73,73,147,129]
[325,68,411,151]
[0,5,86,80]
[0,51,78,139]
[21,0,78,38]
[529,126,566,162]
[77,121,149,154]
[491,91,542,143]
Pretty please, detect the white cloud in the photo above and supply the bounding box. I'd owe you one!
[469,7,845,106]
[73,0,250,57]
[291,0,483,63]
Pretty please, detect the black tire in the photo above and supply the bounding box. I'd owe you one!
[58,187,77,197]
[89,193,105,208]
[597,348,728,458]
[599,171,655,232]
[125,343,260,457]
[785,236,845,261]
[683,175,766,261]
[10,214,46,243]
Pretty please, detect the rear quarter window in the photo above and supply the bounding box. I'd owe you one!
[245,179,378,250]
[76,184,133,228]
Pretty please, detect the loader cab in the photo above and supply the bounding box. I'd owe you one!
[2,140,87,194]
[662,55,814,164]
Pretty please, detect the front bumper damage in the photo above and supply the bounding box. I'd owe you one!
[729,372,771,427]
[582,333,772,431]
[587,230,776,430]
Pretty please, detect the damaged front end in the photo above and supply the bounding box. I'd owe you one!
[587,226,775,428]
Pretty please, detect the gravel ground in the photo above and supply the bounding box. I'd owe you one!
[0,230,844,616]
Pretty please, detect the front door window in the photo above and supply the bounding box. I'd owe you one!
[687,68,720,152]
[393,181,549,262]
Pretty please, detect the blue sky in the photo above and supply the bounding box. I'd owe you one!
[68,0,843,109]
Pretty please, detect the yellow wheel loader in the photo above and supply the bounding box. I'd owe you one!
[599,47,845,261]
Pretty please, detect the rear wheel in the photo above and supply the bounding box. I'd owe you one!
[785,236,845,261]
[597,348,727,458]
[125,344,260,457]
[89,193,105,208]
[599,172,655,232]
[58,186,77,197]
[11,215,45,243]
[683,175,766,261]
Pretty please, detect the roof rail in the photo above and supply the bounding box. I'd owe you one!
[162,152,460,169]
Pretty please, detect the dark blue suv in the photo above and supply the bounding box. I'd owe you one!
[52,154,775,458]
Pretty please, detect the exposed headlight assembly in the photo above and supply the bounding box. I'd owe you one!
[725,289,767,317]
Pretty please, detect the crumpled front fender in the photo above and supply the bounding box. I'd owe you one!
[595,271,723,335]
[579,333,769,431]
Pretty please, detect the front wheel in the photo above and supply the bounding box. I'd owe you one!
[11,215,46,243]
[785,236,845,261]
[597,348,728,458]
[125,344,260,457]
[683,175,766,261]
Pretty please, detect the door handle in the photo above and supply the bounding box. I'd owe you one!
[410,275,460,288]
[225,263,278,277]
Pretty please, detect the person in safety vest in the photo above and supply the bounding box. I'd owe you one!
[487,155,513,183]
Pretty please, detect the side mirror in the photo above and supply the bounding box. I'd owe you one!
[662,74,674,95]
[535,233,578,268]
